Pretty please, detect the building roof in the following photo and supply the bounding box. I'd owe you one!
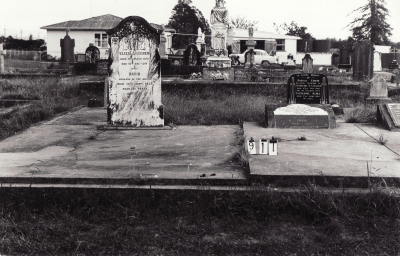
[41,14,163,31]
[230,28,301,40]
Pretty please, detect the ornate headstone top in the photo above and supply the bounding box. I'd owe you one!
[216,0,226,7]
[211,0,229,24]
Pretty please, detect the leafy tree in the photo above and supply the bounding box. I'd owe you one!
[273,21,314,40]
[167,0,211,49]
[29,34,33,41]
[347,0,392,45]
[229,15,258,29]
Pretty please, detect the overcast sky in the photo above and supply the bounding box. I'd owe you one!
[1,0,400,42]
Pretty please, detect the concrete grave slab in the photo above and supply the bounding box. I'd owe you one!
[243,121,400,187]
[0,107,247,185]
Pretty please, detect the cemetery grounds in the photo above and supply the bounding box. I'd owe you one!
[1,63,400,255]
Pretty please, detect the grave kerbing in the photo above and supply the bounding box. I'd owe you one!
[106,16,163,127]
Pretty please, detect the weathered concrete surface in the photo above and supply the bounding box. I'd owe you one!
[0,107,246,185]
[244,121,400,187]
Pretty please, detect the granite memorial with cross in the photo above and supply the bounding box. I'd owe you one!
[106,16,163,127]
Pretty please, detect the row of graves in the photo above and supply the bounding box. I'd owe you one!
[97,14,400,135]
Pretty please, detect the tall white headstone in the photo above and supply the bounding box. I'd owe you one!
[106,16,163,127]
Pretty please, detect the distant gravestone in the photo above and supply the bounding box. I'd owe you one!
[106,16,163,127]
[302,54,313,73]
[365,74,391,107]
[96,59,108,75]
[183,44,201,66]
[287,73,329,104]
[60,29,75,63]
[244,48,255,68]
[369,74,388,98]
[85,45,100,63]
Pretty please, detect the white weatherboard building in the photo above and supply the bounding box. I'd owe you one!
[41,14,163,60]
[228,28,301,64]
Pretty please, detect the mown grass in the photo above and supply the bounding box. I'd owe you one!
[1,187,399,255]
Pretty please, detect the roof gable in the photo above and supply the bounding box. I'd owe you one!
[41,14,123,30]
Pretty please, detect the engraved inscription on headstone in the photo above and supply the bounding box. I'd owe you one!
[106,16,163,126]
[288,73,329,104]
[387,103,400,127]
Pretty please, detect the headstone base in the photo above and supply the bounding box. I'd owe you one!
[203,67,234,82]
[365,97,392,108]
[272,104,335,129]
[205,56,231,68]
[377,104,400,132]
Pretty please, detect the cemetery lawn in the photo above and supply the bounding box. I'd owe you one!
[1,188,399,255]
[1,76,400,141]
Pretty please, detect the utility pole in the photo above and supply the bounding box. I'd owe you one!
[20,29,22,39]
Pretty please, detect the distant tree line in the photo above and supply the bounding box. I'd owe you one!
[0,36,45,51]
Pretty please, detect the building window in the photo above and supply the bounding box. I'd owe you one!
[95,33,108,48]
[276,39,285,51]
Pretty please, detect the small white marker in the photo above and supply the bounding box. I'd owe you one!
[247,137,257,154]
[269,136,278,155]
[259,138,269,155]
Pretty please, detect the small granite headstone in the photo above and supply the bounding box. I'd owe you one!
[106,16,163,127]
[287,73,329,104]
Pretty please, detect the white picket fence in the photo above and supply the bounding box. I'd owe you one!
[4,49,44,61]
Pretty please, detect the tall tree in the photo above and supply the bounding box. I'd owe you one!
[230,15,258,29]
[347,0,392,45]
[273,21,314,40]
[167,0,211,48]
